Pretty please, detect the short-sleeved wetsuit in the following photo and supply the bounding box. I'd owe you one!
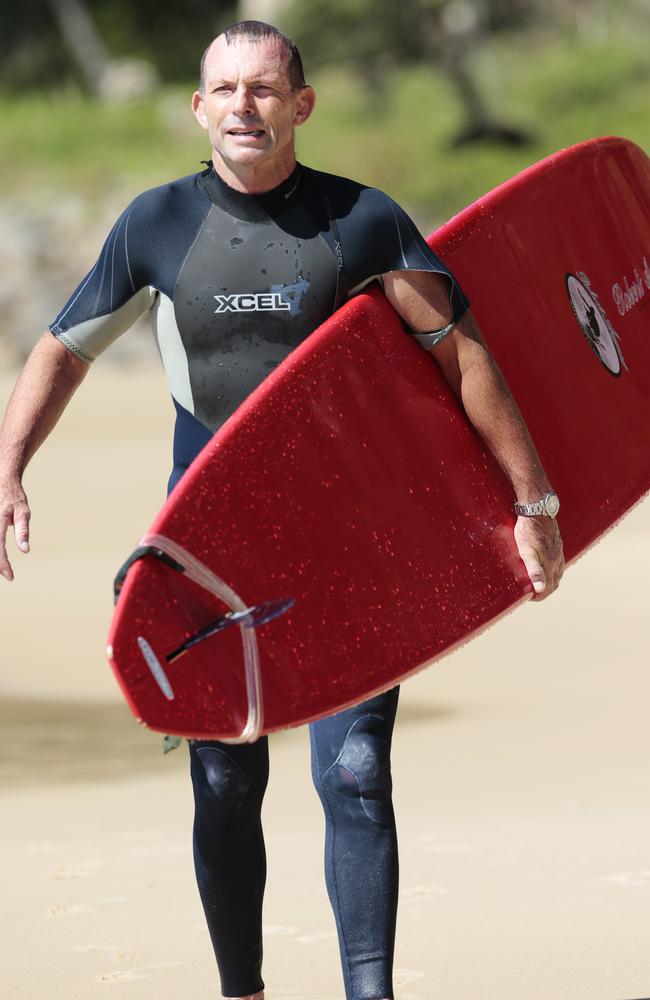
[51,163,469,1000]
[51,162,468,489]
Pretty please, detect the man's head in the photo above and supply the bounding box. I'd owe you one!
[198,21,306,95]
[192,20,315,192]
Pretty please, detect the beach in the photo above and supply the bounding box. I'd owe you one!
[1,363,649,1000]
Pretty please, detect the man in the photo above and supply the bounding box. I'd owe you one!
[0,20,563,1000]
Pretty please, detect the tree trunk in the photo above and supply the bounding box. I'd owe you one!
[46,0,110,97]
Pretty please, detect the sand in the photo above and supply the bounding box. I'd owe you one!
[1,363,650,1000]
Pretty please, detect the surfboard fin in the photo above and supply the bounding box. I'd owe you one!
[165,597,295,664]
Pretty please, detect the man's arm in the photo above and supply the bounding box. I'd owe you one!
[0,332,90,581]
[382,268,564,601]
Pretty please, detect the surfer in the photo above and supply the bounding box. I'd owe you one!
[0,19,564,1000]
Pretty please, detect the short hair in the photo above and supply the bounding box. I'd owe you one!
[199,20,306,93]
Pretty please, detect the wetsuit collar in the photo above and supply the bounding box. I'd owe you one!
[197,162,303,221]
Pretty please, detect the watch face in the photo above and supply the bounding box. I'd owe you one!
[545,493,560,517]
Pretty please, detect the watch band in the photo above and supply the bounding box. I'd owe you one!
[514,491,560,518]
[515,498,546,516]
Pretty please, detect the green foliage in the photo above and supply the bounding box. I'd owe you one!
[281,0,535,76]
[89,0,235,81]
[299,31,650,223]
[281,0,426,73]
[0,88,209,203]
[0,0,237,89]
[3,32,650,228]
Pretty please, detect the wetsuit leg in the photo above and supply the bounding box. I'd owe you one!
[309,687,400,1000]
[189,737,270,997]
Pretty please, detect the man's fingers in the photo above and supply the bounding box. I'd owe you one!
[514,515,564,602]
[521,547,547,597]
[0,515,14,582]
[0,494,31,580]
[528,552,564,601]
[13,504,31,552]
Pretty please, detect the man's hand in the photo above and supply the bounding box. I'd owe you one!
[0,478,31,581]
[514,515,564,601]
[382,268,567,601]
[0,331,90,583]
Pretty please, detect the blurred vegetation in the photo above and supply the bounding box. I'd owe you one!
[0,1,648,220]
[1,0,236,90]
[283,0,537,147]
[2,1,649,366]
[2,22,649,225]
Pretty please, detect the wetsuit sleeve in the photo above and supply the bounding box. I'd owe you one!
[49,199,156,363]
[338,186,470,330]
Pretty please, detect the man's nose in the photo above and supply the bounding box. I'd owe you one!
[232,84,255,115]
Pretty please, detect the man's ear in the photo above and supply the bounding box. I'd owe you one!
[294,86,316,126]
[192,91,208,130]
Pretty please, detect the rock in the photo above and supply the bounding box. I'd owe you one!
[0,193,159,371]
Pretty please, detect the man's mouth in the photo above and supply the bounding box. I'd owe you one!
[227,128,265,138]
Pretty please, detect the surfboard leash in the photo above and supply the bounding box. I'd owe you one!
[112,535,294,742]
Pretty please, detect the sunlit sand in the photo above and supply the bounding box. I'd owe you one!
[2,365,649,999]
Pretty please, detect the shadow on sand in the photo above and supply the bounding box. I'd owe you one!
[0,692,457,788]
[0,697,185,788]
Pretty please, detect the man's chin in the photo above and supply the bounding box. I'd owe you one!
[221,138,270,161]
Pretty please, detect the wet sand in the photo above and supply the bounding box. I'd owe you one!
[1,366,650,999]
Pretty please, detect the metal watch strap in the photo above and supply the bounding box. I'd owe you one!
[515,498,546,516]
[514,491,560,518]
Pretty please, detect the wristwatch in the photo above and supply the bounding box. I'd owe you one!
[514,491,560,518]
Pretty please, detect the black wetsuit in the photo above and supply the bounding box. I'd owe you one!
[51,162,468,1000]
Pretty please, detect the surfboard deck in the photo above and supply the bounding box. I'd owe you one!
[107,136,650,742]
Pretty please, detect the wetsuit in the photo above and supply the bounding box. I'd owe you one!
[51,162,469,1000]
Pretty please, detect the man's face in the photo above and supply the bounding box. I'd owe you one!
[192,35,314,180]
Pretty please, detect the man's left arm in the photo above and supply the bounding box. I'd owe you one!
[383,268,564,601]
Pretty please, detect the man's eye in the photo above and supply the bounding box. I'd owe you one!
[213,86,233,94]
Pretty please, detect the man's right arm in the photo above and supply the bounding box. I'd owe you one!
[0,332,90,581]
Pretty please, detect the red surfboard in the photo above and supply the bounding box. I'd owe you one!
[107,136,650,742]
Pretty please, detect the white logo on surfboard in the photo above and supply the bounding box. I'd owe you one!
[566,272,626,377]
[611,256,650,316]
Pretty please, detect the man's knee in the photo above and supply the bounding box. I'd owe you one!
[190,744,264,840]
[319,715,394,825]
